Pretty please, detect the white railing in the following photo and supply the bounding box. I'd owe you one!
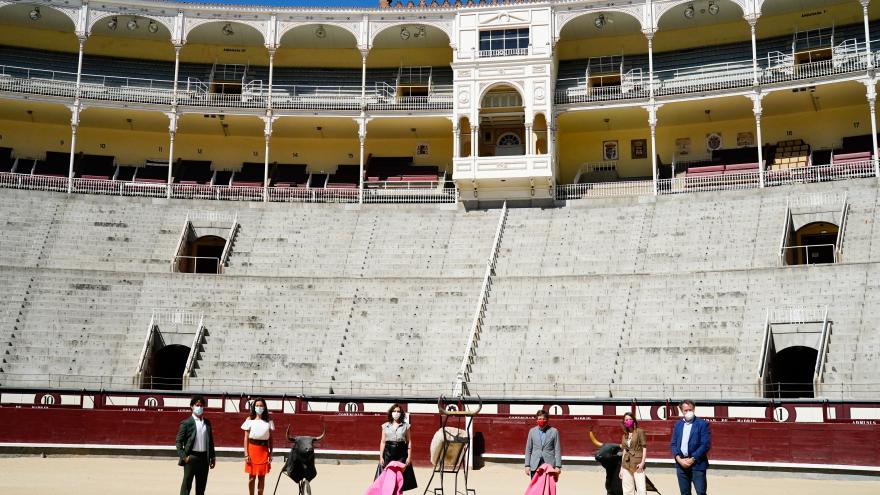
[778,201,792,266]
[172,255,221,274]
[756,309,772,396]
[813,307,832,396]
[182,315,206,388]
[478,48,528,58]
[836,198,849,261]
[555,179,653,200]
[556,160,877,202]
[133,314,159,387]
[362,187,458,204]
[762,50,867,85]
[218,213,239,273]
[654,59,754,96]
[454,202,508,397]
[779,243,839,264]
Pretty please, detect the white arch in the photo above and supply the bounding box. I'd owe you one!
[556,6,647,40]
[277,21,360,48]
[0,1,78,32]
[87,11,175,39]
[368,20,453,48]
[653,0,749,29]
[184,18,268,46]
[478,81,525,106]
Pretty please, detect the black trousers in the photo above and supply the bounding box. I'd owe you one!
[380,441,417,491]
[180,452,209,495]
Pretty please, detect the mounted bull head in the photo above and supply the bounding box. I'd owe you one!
[281,424,326,483]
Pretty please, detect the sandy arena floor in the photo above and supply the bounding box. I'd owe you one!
[0,456,876,495]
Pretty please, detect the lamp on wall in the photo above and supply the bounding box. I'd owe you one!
[315,25,327,38]
[127,18,139,31]
[107,17,118,31]
[708,2,720,15]
[400,27,411,40]
[222,23,234,36]
[28,7,41,21]
[684,4,696,19]
[414,25,426,38]
[148,21,159,33]
[593,14,606,30]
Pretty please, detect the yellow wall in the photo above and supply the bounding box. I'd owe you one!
[0,118,452,173]
[557,5,867,60]
[557,103,871,182]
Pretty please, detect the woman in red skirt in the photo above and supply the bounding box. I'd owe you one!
[242,398,274,495]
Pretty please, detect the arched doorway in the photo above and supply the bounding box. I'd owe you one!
[765,345,818,398]
[793,222,839,265]
[178,235,226,274]
[147,344,190,390]
[478,85,524,157]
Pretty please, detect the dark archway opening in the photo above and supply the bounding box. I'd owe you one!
[788,222,838,265]
[765,345,818,398]
[147,344,190,390]
[178,235,226,274]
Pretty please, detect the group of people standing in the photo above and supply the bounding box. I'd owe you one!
[173,396,711,495]
[524,400,711,495]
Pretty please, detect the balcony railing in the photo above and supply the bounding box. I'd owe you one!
[478,48,528,58]
[556,160,876,201]
[0,172,459,204]
[556,41,870,105]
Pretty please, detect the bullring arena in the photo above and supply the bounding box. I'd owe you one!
[1,0,880,493]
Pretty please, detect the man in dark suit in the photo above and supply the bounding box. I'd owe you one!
[669,399,711,495]
[176,395,216,495]
[524,409,562,479]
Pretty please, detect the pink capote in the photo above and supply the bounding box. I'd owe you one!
[524,463,558,495]
[364,461,407,495]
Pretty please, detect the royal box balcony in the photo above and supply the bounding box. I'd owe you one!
[453,154,553,181]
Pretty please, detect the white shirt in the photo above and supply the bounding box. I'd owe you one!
[241,418,274,441]
[680,420,694,457]
[193,414,208,453]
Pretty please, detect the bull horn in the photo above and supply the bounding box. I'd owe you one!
[285,425,295,443]
[314,424,326,442]
[588,429,603,448]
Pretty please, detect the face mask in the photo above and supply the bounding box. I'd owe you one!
[193,406,204,416]
[684,411,695,422]
[624,419,635,429]
[536,418,547,428]
[392,412,401,421]
[255,407,265,415]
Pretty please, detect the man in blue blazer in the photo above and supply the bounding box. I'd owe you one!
[669,400,710,495]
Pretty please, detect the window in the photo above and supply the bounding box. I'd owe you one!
[478,28,529,57]
[497,134,521,146]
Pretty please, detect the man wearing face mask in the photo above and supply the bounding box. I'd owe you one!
[524,410,562,479]
[669,400,710,495]
[176,395,216,495]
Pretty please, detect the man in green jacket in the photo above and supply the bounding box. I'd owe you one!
[176,395,216,495]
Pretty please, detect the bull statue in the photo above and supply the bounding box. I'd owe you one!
[273,424,326,495]
[589,429,661,495]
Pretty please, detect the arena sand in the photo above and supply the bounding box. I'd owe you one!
[0,456,876,494]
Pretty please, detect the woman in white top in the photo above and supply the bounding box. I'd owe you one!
[376,403,417,491]
[242,398,274,495]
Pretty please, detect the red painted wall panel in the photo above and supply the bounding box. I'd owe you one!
[1,407,878,468]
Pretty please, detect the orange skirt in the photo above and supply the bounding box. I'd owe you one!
[245,442,271,476]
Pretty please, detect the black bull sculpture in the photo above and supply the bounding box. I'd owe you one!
[590,430,661,495]
[272,425,326,495]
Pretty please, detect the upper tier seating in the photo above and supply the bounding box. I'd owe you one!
[233,162,266,186]
[327,164,360,188]
[271,164,308,187]
[32,151,70,177]
[134,162,169,183]
[0,147,13,173]
[173,160,213,184]
[75,154,116,179]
